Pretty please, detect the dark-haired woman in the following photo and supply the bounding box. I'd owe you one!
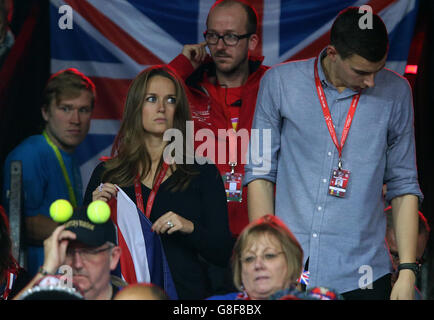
[83,66,233,300]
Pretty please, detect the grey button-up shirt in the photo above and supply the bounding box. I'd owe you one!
[244,50,423,293]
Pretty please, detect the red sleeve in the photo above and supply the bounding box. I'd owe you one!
[168,54,195,81]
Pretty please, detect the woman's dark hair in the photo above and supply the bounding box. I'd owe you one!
[102,65,197,191]
[330,7,389,62]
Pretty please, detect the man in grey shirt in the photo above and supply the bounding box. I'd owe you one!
[245,7,423,300]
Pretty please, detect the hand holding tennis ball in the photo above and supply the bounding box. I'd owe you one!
[49,199,73,223]
[87,200,111,223]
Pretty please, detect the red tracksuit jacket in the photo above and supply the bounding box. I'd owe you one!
[169,54,269,236]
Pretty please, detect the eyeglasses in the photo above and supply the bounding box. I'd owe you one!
[203,31,253,46]
[241,251,284,265]
[66,245,114,260]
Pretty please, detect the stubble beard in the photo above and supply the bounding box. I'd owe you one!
[214,52,249,80]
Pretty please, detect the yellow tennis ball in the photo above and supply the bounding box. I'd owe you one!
[87,200,111,224]
[49,199,73,223]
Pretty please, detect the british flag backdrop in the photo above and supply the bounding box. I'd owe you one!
[48,0,420,192]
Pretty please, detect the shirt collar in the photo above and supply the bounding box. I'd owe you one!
[316,48,360,98]
[316,48,329,87]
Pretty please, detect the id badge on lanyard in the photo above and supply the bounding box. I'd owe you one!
[223,164,243,203]
[314,56,360,198]
[328,159,351,198]
[223,129,243,202]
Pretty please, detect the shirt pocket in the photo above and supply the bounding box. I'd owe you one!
[345,99,392,165]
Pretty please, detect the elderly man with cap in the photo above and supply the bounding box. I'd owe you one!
[14,207,124,300]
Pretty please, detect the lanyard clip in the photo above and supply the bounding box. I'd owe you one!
[338,158,343,171]
[229,162,237,175]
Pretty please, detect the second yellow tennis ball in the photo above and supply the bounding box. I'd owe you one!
[87,200,111,224]
[49,199,73,223]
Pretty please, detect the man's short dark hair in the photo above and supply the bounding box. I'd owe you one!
[207,0,258,34]
[330,7,389,62]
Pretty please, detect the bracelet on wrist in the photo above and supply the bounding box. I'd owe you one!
[38,266,55,276]
[397,263,421,277]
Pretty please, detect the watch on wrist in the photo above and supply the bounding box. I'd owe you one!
[397,263,421,277]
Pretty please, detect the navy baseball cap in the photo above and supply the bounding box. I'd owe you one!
[63,206,117,247]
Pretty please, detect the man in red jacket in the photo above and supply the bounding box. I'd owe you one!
[169,0,269,239]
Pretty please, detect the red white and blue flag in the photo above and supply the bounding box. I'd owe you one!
[48,0,420,203]
[298,270,310,286]
[108,187,178,299]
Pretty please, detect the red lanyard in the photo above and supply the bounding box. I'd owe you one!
[314,56,361,163]
[134,162,169,219]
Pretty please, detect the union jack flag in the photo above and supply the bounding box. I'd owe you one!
[298,270,310,286]
[48,0,420,192]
